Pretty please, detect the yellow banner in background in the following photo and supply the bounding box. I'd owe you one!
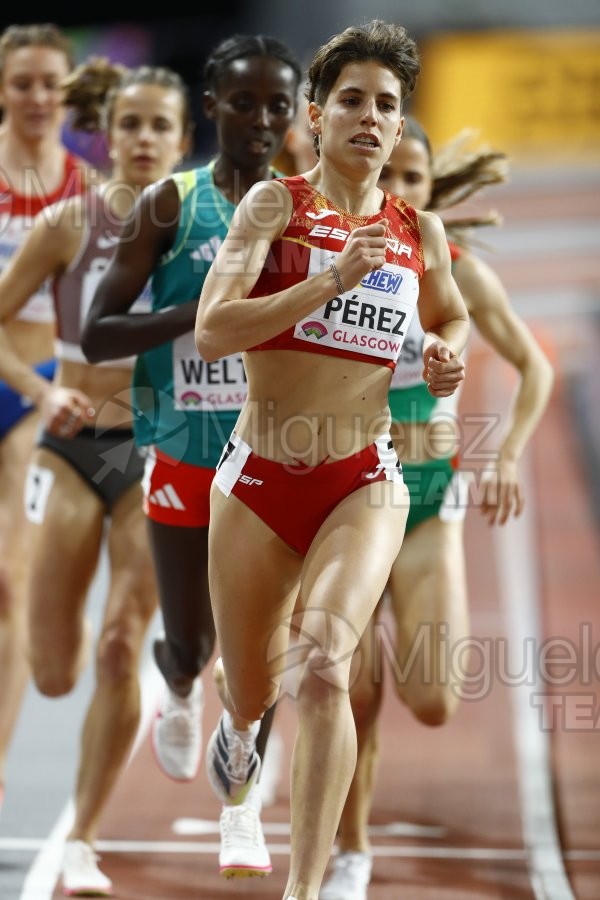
[413,30,600,161]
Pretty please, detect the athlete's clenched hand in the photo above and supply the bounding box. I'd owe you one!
[334,218,389,292]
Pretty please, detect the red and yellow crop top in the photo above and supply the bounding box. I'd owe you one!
[247,176,425,370]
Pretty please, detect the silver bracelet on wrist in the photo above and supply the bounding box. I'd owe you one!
[330,262,345,296]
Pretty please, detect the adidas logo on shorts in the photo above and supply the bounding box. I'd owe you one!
[148,483,186,510]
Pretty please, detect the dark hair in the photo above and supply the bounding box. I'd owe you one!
[0,23,74,79]
[203,33,302,93]
[61,58,193,135]
[307,19,420,107]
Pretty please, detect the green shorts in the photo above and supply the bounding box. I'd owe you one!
[389,384,437,424]
[402,457,467,534]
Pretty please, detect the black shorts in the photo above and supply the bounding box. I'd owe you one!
[37,426,144,510]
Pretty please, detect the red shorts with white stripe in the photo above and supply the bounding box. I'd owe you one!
[141,447,214,527]
[214,432,404,555]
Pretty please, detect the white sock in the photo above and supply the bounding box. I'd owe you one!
[223,709,260,742]
[241,782,263,812]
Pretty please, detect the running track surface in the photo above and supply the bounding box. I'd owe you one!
[2,166,599,899]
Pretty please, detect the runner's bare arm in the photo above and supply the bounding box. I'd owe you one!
[417,211,470,396]
[195,180,390,361]
[0,201,83,404]
[81,178,197,362]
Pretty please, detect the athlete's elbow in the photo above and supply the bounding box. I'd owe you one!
[523,348,554,396]
[537,352,555,399]
[194,323,223,363]
[542,352,555,385]
[80,323,102,364]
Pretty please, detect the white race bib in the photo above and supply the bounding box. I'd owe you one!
[172,331,246,411]
[0,215,54,323]
[293,247,419,362]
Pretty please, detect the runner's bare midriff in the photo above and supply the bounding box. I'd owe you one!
[239,349,392,465]
[57,360,136,430]
[6,319,54,366]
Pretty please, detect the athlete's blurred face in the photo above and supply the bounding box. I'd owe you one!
[108,83,188,188]
[286,94,318,173]
[378,136,433,210]
[204,55,298,170]
[0,46,70,142]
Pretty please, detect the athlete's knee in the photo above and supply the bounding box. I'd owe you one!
[31,656,75,697]
[402,684,459,727]
[96,628,138,684]
[298,648,353,707]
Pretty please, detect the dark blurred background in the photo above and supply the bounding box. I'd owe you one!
[2,3,599,168]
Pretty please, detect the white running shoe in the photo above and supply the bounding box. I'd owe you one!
[206,710,261,805]
[218,785,272,878]
[151,678,203,781]
[62,840,113,896]
[320,851,373,900]
[258,727,284,807]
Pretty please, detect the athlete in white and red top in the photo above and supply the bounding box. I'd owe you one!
[0,58,190,895]
[0,24,89,815]
[195,20,470,900]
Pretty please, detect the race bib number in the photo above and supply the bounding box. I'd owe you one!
[293,247,419,362]
[172,331,247,411]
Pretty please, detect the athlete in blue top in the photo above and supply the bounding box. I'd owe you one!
[82,33,302,879]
